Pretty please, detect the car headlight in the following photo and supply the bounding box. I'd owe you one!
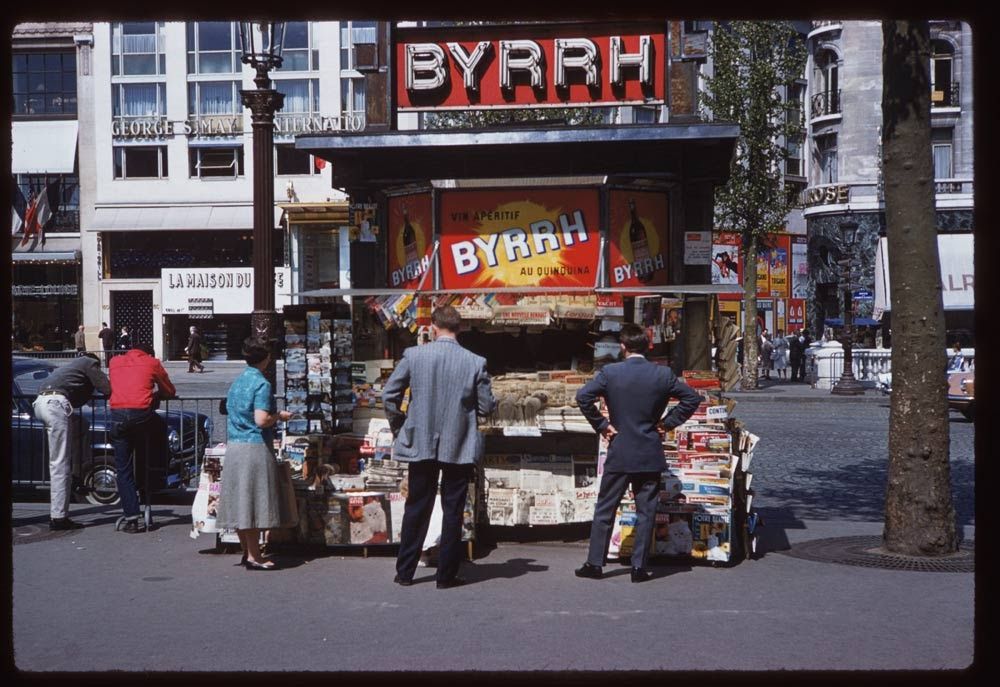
[960,379,968,393]
[168,429,181,452]
[203,417,214,438]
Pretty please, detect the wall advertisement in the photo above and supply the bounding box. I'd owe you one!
[438,188,601,289]
[387,193,434,289]
[607,189,669,287]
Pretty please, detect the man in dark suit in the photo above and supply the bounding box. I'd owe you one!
[575,324,702,583]
[789,331,803,382]
[98,323,115,368]
[383,306,496,589]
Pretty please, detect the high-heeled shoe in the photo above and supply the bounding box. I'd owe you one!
[234,551,248,567]
[244,558,278,571]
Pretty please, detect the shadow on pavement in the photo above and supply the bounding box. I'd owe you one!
[460,557,549,585]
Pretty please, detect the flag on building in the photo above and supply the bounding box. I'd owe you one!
[19,180,59,247]
[11,180,26,236]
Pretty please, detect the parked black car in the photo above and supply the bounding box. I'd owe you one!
[11,356,211,504]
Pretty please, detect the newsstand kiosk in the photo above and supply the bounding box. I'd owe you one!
[195,21,764,564]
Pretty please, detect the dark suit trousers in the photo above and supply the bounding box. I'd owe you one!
[587,471,661,569]
[396,460,473,582]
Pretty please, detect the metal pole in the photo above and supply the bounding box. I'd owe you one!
[831,244,864,395]
[241,75,284,390]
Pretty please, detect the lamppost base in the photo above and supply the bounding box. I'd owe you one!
[831,376,866,396]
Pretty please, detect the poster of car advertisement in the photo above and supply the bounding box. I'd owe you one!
[438,188,601,289]
[607,189,669,287]
[791,236,809,298]
[387,193,434,289]
[711,233,741,286]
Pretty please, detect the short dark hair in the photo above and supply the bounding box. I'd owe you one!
[242,337,271,365]
[432,305,462,333]
[619,323,648,353]
[136,342,155,355]
[102,322,108,327]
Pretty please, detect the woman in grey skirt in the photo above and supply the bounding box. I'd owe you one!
[216,339,291,570]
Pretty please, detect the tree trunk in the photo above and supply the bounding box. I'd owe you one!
[881,20,957,555]
[741,234,759,389]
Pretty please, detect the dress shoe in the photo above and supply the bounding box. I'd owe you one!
[49,517,84,531]
[118,519,146,534]
[244,559,278,571]
[436,577,467,589]
[630,568,653,583]
[393,574,413,586]
[574,562,603,579]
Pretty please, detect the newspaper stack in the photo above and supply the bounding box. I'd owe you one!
[364,457,407,490]
[537,407,594,433]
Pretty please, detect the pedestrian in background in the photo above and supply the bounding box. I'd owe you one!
[215,338,291,570]
[74,325,86,353]
[32,353,110,530]
[760,332,774,380]
[117,325,132,351]
[789,329,804,382]
[383,306,496,589]
[109,342,175,533]
[797,329,813,382]
[772,329,790,381]
[186,325,205,373]
[575,324,702,583]
[98,322,115,367]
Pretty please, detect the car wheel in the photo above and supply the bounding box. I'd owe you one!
[81,459,121,506]
[962,403,974,422]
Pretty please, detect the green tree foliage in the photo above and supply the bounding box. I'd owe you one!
[700,21,806,389]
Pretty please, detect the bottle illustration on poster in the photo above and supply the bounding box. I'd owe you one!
[629,198,655,284]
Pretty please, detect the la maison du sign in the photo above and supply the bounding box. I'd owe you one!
[111,113,365,139]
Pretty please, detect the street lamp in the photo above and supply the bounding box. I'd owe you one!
[239,21,285,389]
[831,219,865,395]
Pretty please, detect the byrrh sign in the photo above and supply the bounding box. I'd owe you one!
[396,22,666,111]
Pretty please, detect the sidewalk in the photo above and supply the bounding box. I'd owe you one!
[11,501,975,672]
[724,379,888,403]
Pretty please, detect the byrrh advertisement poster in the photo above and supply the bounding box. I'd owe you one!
[387,193,433,289]
[438,188,601,289]
[608,190,669,287]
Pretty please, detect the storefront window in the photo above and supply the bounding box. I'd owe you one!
[111,22,167,76]
[275,78,319,113]
[12,51,77,117]
[112,82,166,118]
[189,146,245,178]
[186,21,240,74]
[12,262,80,351]
[113,146,168,179]
[16,174,80,232]
[275,21,316,72]
[106,230,284,279]
[187,80,240,116]
[340,77,365,120]
[275,143,317,176]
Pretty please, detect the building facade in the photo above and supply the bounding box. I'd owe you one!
[11,22,92,351]
[801,20,974,343]
[79,20,379,359]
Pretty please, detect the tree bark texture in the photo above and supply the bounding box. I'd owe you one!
[741,234,760,389]
[881,20,957,555]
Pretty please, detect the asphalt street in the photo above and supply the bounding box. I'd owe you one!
[10,365,978,673]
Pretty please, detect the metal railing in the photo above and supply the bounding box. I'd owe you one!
[807,347,975,389]
[9,393,276,501]
[931,82,961,109]
[810,89,842,118]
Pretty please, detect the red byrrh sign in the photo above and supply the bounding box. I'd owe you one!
[396,22,666,111]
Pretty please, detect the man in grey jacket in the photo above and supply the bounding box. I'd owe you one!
[33,353,111,530]
[383,306,495,589]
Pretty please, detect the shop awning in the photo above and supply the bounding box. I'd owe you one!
[89,205,285,232]
[874,234,974,312]
[278,202,350,226]
[295,123,740,189]
[11,120,78,174]
[295,284,745,298]
[10,250,80,263]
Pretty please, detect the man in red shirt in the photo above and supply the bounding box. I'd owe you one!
[109,343,177,532]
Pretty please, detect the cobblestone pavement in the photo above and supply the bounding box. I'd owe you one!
[732,400,975,527]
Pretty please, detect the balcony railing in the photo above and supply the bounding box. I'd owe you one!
[810,89,842,119]
[934,178,973,195]
[931,82,961,109]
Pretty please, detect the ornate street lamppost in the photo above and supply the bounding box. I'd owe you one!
[239,21,285,389]
[831,219,865,395]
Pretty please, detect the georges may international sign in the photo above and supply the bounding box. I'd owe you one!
[396,22,666,111]
[161,267,291,314]
[438,188,601,289]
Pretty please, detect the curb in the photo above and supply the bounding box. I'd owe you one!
[725,392,888,403]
